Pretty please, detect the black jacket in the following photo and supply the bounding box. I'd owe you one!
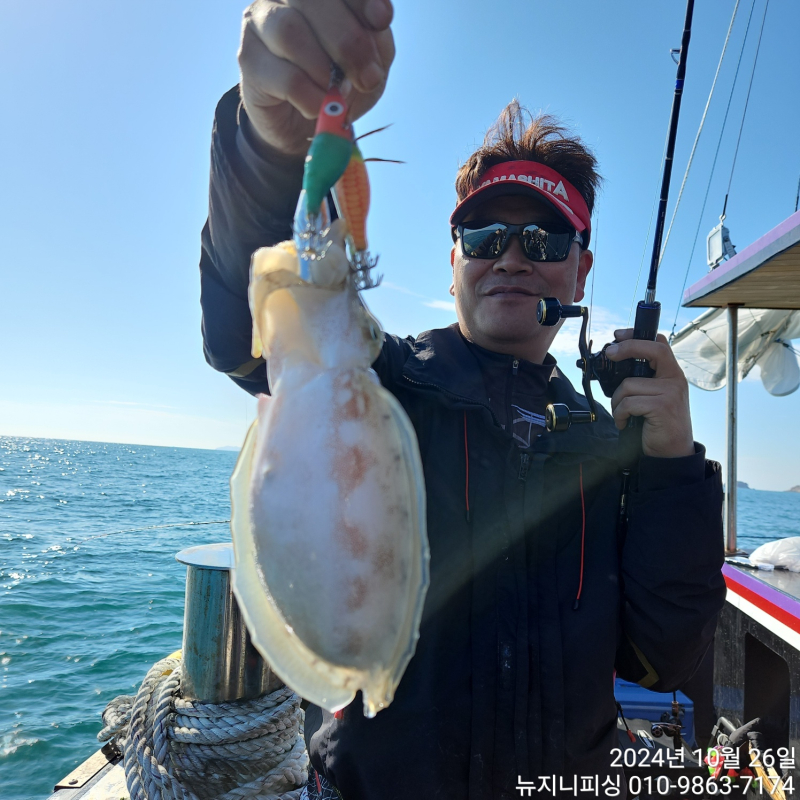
[199,88,726,799]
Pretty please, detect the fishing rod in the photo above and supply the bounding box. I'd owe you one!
[536,0,696,464]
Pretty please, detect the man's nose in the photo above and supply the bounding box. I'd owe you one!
[493,235,533,273]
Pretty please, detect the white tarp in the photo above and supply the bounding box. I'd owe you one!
[749,537,800,571]
[670,308,800,396]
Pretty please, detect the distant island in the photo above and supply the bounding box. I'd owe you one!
[216,446,240,452]
[788,486,800,493]
[737,481,750,489]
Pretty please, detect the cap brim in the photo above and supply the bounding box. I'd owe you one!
[450,181,590,246]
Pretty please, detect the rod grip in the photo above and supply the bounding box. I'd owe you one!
[619,301,662,462]
[632,301,661,342]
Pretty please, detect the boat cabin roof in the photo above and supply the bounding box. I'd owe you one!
[683,210,800,309]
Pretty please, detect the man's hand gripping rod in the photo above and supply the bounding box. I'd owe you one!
[536,0,695,466]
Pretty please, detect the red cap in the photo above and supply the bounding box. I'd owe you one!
[450,160,592,246]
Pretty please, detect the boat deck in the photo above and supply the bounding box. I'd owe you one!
[47,746,124,800]
[737,565,800,600]
[726,557,800,599]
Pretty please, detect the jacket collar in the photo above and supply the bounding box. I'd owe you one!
[401,324,618,452]
[402,324,505,408]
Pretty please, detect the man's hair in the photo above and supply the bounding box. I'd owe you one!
[455,100,601,214]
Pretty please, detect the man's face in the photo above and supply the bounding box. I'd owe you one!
[450,194,593,362]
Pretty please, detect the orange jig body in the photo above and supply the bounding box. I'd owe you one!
[335,144,370,253]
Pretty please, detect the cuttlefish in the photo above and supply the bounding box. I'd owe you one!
[229,222,429,717]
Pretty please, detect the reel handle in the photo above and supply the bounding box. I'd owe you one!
[536,298,598,433]
[545,404,594,432]
[535,297,661,450]
[537,297,582,327]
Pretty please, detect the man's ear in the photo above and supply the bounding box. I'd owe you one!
[450,246,456,296]
[573,248,593,303]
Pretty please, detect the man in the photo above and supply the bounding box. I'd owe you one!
[199,2,725,797]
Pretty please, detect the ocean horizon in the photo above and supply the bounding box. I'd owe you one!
[2,434,799,799]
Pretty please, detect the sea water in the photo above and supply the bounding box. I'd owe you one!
[1,436,799,799]
[0,436,237,800]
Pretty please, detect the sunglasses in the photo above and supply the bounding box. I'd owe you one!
[454,220,583,263]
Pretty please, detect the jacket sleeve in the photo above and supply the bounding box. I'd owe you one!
[614,444,726,692]
[199,86,305,395]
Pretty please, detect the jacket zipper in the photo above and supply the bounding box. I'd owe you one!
[401,375,501,426]
[504,358,518,437]
[518,452,531,481]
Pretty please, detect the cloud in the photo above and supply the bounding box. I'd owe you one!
[383,281,455,314]
[547,305,627,359]
[101,400,178,410]
[381,281,419,297]
[424,300,457,312]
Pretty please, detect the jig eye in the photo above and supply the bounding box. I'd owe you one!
[324,101,345,116]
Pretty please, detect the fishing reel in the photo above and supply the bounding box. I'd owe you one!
[537,297,659,433]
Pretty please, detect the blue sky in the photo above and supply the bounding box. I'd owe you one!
[1,0,799,491]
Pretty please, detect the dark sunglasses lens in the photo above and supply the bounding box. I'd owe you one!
[461,224,507,258]
[522,226,572,261]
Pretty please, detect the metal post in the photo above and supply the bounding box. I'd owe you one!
[725,305,739,554]
[176,543,282,703]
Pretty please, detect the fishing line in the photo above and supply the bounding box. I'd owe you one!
[659,0,742,266]
[6,521,232,571]
[69,520,230,546]
[668,0,759,340]
[721,0,770,219]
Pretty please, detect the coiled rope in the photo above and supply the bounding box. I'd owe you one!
[98,655,308,800]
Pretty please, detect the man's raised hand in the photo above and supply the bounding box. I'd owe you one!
[238,0,395,155]
[604,330,695,460]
